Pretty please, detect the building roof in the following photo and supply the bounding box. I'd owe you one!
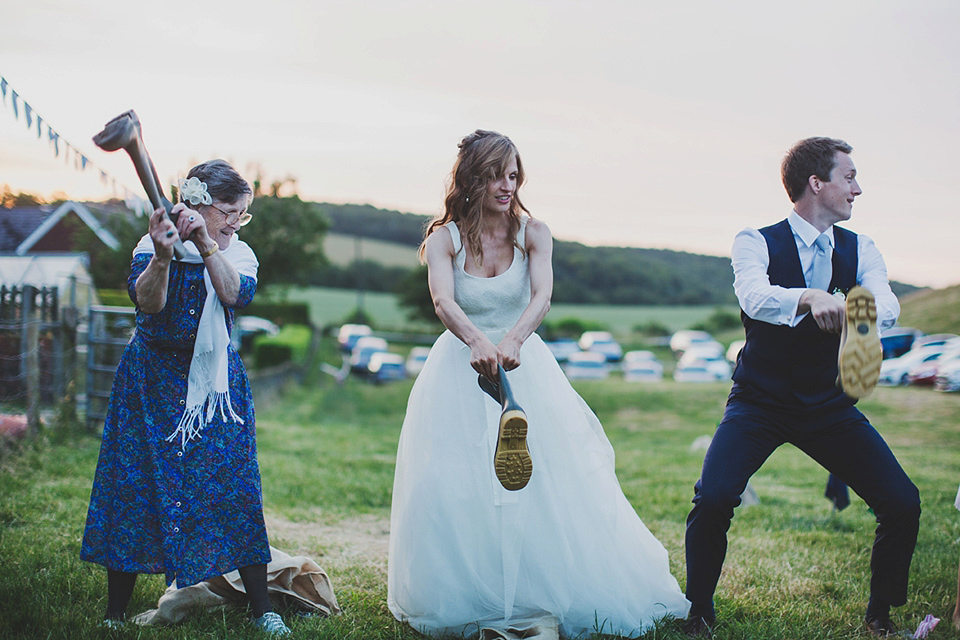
[0,201,120,254]
[0,253,92,289]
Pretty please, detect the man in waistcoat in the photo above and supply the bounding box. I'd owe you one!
[682,137,920,637]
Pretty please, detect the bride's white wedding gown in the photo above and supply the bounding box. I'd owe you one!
[388,219,690,638]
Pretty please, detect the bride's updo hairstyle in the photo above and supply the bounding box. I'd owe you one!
[420,130,530,266]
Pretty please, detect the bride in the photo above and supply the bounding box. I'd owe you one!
[387,130,690,638]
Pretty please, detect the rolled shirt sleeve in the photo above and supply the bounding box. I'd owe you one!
[732,226,899,331]
[857,234,899,332]
[732,228,806,326]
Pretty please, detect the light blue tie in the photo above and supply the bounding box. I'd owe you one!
[809,234,832,291]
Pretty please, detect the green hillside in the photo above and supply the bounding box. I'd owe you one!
[898,284,960,334]
[317,202,922,306]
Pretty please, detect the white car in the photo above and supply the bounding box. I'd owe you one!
[563,351,609,380]
[934,356,960,392]
[678,349,732,380]
[877,346,944,386]
[726,340,746,364]
[338,323,372,352]
[623,350,658,364]
[545,339,582,363]
[367,352,407,383]
[350,336,388,372]
[623,360,664,382]
[674,360,722,382]
[405,346,432,376]
[578,331,623,362]
[669,330,715,354]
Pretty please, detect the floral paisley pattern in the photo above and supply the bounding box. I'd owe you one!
[81,253,270,587]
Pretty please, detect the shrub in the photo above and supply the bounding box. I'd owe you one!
[252,324,313,369]
[96,289,134,308]
[254,342,293,369]
[244,302,311,326]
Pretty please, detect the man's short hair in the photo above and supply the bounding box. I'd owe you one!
[781,137,853,203]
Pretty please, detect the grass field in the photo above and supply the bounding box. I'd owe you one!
[2,350,960,639]
[324,233,420,269]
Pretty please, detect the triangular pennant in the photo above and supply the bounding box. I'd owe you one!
[36,115,43,139]
[48,128,60,156]
[100,170,108,184]
[11,90,19,119]
[24,102,33,128]
[1,77,7,103]
[81,155,89,170]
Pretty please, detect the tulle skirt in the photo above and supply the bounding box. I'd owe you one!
[387,330,690,638]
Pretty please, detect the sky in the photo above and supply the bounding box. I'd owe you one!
[2,0,958,289]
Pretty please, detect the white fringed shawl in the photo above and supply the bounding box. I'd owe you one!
[133,234,259,449]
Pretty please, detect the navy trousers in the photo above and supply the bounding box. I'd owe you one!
[684,399,920,616]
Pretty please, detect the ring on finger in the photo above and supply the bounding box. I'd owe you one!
[188,215,195,222]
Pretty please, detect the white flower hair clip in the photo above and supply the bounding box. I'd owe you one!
[179,177,213,206]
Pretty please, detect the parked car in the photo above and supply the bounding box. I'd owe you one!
[578,331,623,362]
[679,350,732,380]
[910,333,959,351]
[934,357,960,392]
[674,360,723,382]
[669,330,715,354]
[404,346,432,376]
[235,316,279,351]
[350,336,388,373]
[367,352,407,384]
[338,323,372,353]
[878,346,944,386]
[725,339,746,364]
[906,342,960,386]
[545,338,582,363]
[880,327,923,359]
[563,351,609,380]
[623,350,658,364]
[622,357,664,382]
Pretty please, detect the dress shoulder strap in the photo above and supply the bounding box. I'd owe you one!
[444,221,462,253]
[517,216,528,248]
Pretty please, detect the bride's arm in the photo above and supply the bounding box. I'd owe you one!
[425,228,501,381]
[498,219,553,370]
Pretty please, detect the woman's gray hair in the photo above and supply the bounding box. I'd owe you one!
[185,159,252,205]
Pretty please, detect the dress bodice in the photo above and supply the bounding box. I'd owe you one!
[447,219,530,334]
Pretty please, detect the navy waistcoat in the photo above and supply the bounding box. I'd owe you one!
[731,219,859,411]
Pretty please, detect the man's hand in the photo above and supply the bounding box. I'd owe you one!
[799,289,845,334]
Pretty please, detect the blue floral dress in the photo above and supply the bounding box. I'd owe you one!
[81,253,271,587]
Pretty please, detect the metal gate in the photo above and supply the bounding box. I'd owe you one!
[84,305,135,430]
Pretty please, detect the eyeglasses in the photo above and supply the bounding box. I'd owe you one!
[208,203,253,227]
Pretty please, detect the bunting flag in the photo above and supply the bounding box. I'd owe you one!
[0,73,150,216]
[48,127,59,156]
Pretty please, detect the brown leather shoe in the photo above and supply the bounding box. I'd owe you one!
[865,615,896,637]
[682,614,715,638]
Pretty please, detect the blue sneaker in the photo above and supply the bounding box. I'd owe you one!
[252,611,291,635]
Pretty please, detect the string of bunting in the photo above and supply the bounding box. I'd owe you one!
[0,73,151,216]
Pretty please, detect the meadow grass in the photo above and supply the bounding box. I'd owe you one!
[2,360,959,639]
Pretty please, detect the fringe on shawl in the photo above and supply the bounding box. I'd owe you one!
[167,391,245,450]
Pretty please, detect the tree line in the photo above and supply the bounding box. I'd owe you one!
[38,194,919,316]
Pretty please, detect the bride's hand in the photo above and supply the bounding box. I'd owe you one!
[470,338,500,382]
[497,336,522,371]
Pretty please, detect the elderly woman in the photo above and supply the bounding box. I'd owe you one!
[81,160,289,635]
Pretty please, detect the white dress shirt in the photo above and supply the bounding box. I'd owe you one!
[732,211,899,330]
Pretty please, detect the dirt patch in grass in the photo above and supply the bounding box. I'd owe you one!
[266,512,390,574]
